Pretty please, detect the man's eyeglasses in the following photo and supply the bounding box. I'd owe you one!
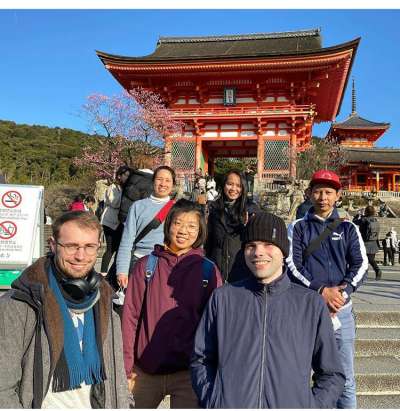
[56,242,99,256]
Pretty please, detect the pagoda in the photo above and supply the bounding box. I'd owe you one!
[326,80,399,192]
[97,29,359,183]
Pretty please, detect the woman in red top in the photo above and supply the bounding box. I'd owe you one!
[122,199,223,408]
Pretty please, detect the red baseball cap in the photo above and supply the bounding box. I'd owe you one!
[310,170,341,190]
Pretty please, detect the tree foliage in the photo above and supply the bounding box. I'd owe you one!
[76,89,183,179]
[297,137,347,180]
[0,120,97,186]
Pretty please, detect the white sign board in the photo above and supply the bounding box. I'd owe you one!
[0,184,44,268]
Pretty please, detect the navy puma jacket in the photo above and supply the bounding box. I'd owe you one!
[287,207,368,301]
[190,272,345,408]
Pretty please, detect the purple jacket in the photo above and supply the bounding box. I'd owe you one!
[122,244,222,376]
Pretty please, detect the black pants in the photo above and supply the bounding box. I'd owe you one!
[367,253,380,277]
[100,224,123,273]
[383,248,394,266]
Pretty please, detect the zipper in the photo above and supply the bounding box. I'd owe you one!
[258,286,268,408]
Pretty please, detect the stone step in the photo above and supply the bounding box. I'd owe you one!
[356,327,400,357]
[355,356,400,393]
[355,311,400,328]
[357,394,400,409]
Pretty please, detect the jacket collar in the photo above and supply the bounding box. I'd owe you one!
[11,256,113,375]
[152,244,204,263]
[305,206,340,224]
[244,267,291,296]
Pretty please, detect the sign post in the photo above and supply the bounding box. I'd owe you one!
[0,184,44,289]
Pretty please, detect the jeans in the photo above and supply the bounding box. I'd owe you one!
[334,304,356,409]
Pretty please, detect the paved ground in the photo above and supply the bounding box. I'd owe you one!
[353,264,400,312]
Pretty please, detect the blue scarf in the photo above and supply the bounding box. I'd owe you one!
[48,268,104,391]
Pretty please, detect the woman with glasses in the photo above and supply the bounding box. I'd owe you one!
[122,199,222,408]
[205,169,259,282]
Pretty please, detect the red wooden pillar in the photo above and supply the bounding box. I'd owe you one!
[290,131,297,179]
[257,134,264,179]
[195,134,202,171]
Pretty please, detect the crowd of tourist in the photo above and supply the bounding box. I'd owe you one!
[0,164,397,409]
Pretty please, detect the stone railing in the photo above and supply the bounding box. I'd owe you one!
[342,190,400,199]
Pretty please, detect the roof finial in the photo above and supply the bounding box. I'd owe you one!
[351,77,357,116]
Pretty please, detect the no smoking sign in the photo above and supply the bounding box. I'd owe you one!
[0,221,17,240]
[2,191,22,208]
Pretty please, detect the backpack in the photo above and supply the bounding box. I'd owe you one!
[145,252,214,287]
[364,218,379,242]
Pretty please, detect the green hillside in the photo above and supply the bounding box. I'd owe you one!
[0,120,100,186]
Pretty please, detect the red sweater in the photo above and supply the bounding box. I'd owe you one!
[122,244,223,376]
[68,201,85,211]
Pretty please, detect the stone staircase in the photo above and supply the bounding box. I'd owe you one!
[354,279,400,408]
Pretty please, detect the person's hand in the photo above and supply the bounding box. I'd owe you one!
[127,371,137,393]
[321,285,346,313]
[117,274,129,289]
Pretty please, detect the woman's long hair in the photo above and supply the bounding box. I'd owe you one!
[215,170,248,225]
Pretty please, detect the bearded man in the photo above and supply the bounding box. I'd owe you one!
[191,211,345,409]
[0,211,130,408]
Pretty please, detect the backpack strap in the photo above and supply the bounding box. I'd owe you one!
[202,257,215,288]
[145,253,158,283]
[303,219,342,259]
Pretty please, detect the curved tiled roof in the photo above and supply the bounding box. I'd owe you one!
[96,29,332,62]
[344,147,400,164]
[333,114,390,129]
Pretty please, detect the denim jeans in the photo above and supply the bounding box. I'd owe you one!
[334,304,356,409]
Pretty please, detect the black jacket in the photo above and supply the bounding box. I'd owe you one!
[118,169,153,223]
[191,271,345,409]
[359,216,380,254]
[205,199,259,282]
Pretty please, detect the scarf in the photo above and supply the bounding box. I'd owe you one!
[48,266,105,392]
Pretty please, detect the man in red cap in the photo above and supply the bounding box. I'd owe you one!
[287,169,368,409]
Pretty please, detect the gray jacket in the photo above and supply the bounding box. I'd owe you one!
[0,257,130,409]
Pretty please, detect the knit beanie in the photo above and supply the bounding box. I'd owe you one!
[242,212,289,257]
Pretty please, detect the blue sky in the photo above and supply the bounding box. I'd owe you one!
[1,9,399,147]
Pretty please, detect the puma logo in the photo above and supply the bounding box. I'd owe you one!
[332,232,343,241]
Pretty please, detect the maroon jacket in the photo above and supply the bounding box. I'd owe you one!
[122,244,222,376]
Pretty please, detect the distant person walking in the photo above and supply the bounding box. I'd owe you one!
[100,165,131,275]
[383,233,395,266]
[359,206,382,280]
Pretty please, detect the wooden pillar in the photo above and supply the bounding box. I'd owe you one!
[392,173,396,192]
[164,135,172,167]
[257,135,264,179]
[209,155,215,176]
[376,171,380,192]
[290,131,297,179]
[203,147,209,174]
[195,134,202,172]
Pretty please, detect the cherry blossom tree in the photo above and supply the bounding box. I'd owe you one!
[74,88,182,179]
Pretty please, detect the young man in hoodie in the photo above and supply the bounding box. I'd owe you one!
[287,170,368,409]
[191,211,345,409]
[0,211,129,408]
